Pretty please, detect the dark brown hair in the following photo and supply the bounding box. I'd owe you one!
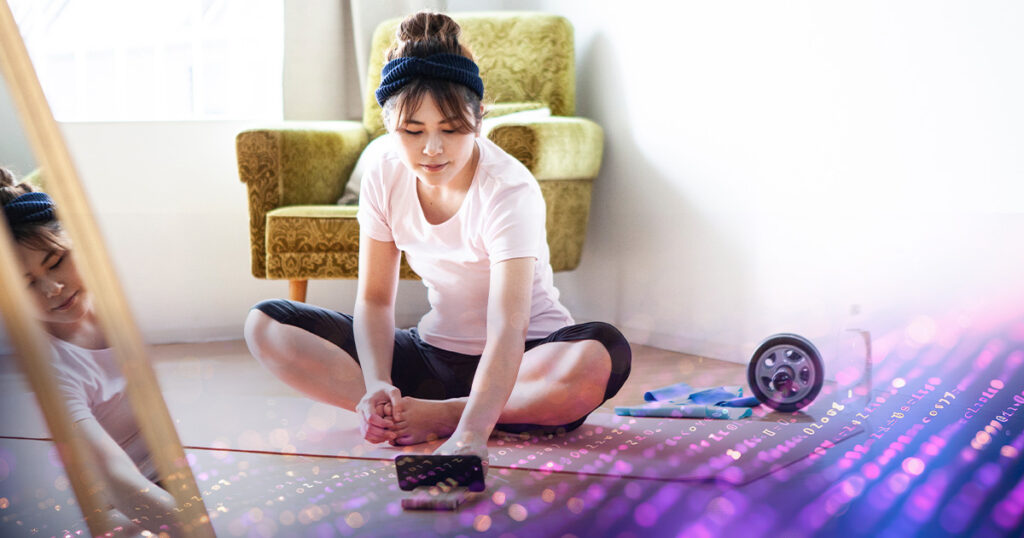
[382,11,483,134]
[0,166,68,252]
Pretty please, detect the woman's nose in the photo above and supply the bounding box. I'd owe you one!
[423,133,443,156]
[40,278,63,298]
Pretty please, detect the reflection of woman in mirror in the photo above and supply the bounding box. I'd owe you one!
[1,167,176,533]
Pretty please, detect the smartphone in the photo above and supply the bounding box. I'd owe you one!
[395,454,486,492]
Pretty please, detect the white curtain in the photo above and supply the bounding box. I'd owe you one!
[283,0,446,121]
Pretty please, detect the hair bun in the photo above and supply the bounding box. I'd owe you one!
[1,166,17,188]
[388,11,471,61]
[0,166,34,206]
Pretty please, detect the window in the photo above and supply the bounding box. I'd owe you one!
[10,0,283,121]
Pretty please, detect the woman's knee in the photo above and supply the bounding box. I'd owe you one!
[576,322,632,400]
[243,308,293,368]
[585,321,630,383]
[572,339,613,378]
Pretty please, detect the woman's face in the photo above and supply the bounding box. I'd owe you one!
[17,242,91,326]
[392,93,480,189]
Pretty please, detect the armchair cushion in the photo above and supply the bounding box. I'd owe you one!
[265,205,417,280]
[485,101,549,118]
[266,205,360,278]
[336,134,390,206]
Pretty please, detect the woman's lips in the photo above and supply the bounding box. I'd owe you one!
[52,291,78,312]
[421,162,448,173]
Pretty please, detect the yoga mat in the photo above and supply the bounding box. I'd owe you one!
[2,388,862,486]
[161,392,863,486]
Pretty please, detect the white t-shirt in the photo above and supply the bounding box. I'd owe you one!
[50,338,158,481]
[358,136,574,354]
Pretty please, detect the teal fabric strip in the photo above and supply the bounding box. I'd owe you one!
[643,383,761,408]
[643,382,693,402]
[614,402,753,420]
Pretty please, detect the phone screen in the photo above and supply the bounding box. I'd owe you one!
[395,455,486,492]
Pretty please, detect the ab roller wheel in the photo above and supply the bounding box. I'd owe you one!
[747,333,824,412]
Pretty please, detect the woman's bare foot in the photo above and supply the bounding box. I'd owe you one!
[389,397,465,445]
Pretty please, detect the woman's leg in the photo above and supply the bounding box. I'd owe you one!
[243,305,366,411]
[500,339,613,425]
[391,322,631,443]
[499,321,631,429]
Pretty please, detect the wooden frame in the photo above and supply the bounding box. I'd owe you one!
[0,2,214,535]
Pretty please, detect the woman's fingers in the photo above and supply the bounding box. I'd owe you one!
[389,391,403,422]
[362,411,396,442]
[355,385,404,443]
[388,421,410,446]
[363,423,396,443]
[365,412,395,429]
[357,398,399,443]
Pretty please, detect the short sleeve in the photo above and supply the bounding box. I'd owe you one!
[52,371,93,423]
[356,164,394,242]
[484,182,546,264]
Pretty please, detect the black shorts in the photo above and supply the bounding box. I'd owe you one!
[253,299,632,434]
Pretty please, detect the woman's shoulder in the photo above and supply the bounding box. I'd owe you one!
[373,143,408,178]
[476,137,539,194]
[49,337,114,371]
[361,141,411,198]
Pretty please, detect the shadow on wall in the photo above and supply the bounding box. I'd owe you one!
[555,30,756,359]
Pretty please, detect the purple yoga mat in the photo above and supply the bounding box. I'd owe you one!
[0,387,861,486]
[163,392,862,486]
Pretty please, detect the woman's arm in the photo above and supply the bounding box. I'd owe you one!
[441,256,535,453]
[353,233,403,442]
[72,417,179,532]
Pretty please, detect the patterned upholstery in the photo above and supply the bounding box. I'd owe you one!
[236,12,603,282]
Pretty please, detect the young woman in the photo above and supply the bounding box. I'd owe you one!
[1,167,176,533]
[244,11,631,462]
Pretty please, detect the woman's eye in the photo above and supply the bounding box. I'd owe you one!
[442,129,456,134]
[403,129,422,135]
[51,255,64,269]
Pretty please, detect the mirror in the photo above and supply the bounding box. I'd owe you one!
[0,2,213,535]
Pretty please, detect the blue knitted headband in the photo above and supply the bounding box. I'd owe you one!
[375,53,484,107]
[3,191,56,227]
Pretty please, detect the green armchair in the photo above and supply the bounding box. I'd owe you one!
[236,12,604,302]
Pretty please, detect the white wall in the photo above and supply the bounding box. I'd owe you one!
[4,1,1023,367]
[283,0,362,121]
[455,0,1024,361]
[0,80,35,175]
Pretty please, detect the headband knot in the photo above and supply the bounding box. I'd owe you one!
[3,192,56,227]
[375,53,484,107]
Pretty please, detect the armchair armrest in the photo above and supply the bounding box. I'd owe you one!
[236,121,369,278]
[486,116,604,180]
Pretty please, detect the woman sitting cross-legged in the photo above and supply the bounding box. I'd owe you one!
[244,11,631,464]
